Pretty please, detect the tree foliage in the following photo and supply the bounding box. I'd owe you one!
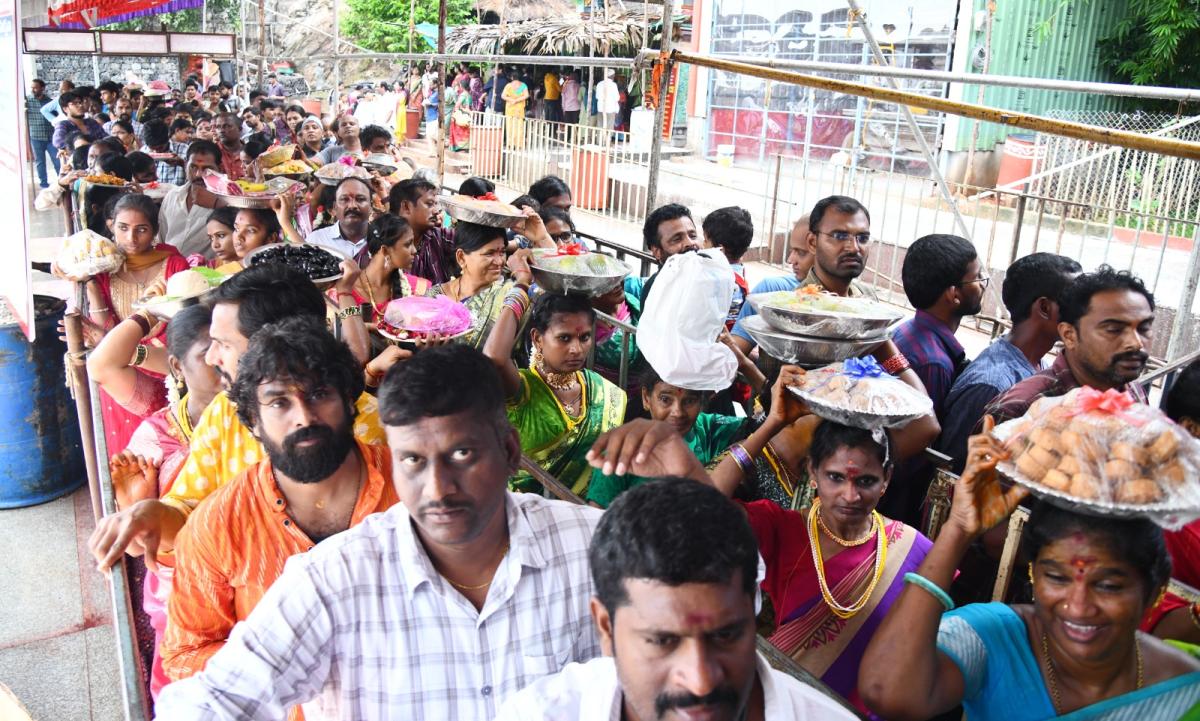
[1098,0,1200,87]
[341,0,477,54]
[104,0,240,33]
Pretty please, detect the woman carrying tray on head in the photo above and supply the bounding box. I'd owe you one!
[699,368,937,718]
[859,418,1200,721]
[484,285,627,498]
[425,214,554,349]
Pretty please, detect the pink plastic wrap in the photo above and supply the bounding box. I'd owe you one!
[992,387,1200,529]
[380,296,472,336]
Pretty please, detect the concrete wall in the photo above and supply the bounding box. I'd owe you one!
[31,55,182,90]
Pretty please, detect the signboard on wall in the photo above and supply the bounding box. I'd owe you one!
[0,0,33,339]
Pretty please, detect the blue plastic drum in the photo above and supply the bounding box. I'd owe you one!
[0,296,86,508]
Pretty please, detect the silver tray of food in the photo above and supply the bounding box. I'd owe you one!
[315,162,372,187]
[741,315,887,367]
[361,153,399,175]
[747,290,904,340]
[440,194,526,229]
[243,242,348,290]
[205,177,302,209]
[788,359,933,430]
[529,250,630,297]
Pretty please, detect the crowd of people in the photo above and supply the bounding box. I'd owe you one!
[23,71,1200,720]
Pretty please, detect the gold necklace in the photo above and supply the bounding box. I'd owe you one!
[446,543,510,591]
[816,506,877,547]
[807,499,886,619]
[533,361,579,392]
[1040,632,1142,714]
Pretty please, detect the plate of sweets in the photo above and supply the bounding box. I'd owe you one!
[56,229,125,278]
[992,387,1200,528]
[83,172,128,187]
[529,244,630,296]
[787,356,933,430]
[263,159,314,180]
[747,285,904,340]
[440,193,526,228]
[133,267,230,319]
[138,181,171,200]
[202,171,302,209]
[375,296,474,347]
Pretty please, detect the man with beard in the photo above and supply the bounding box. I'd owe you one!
[983,265,1152,425]
[51,89,107,150]
[628,203,701,307]
[158,140,224,257]
[306,177,373,266]
[103,95,143,137]
[212,111,246,180]
[160,317,399,684]
[728,196,875,355]
[497,479,858,721]
[155,345,604,719]
[88,265,384,573]
[881,234,984,524]
[892,234,985,421]
[390,177,457,284]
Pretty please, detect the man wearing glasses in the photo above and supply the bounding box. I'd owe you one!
[730,195,875,354]
[881,233,985,524]
[51,90,107,150]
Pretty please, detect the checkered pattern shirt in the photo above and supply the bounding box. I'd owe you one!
[155,492,603,720]
[26,94,54,142]
[143,144,187,185]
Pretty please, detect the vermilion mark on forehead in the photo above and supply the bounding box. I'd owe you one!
[1070,556,1095,576]
[844,461,860,482]
[684,613,712,626]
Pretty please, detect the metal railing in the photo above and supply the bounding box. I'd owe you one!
[465,110,652,224]
[87,377,153,721]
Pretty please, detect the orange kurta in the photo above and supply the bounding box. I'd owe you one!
[161,440,399,682]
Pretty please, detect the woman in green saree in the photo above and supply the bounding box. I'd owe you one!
[484,288,626,497]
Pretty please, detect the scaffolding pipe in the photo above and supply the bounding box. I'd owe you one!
[846,0,970,239]
[245,51,639,68]
[436,0,447,187]
[666,52,1200,104]
[1165,223,1200,362]
[668,50,1200,162]
[645,0,676,214]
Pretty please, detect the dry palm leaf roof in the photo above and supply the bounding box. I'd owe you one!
[448,5,664,56]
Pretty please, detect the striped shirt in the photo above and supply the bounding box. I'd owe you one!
[155,493,603,720]
[891,309,967,422]
[161,441,399,682]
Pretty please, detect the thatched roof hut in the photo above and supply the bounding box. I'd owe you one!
[474,0,577,23]
[449,4,663,56]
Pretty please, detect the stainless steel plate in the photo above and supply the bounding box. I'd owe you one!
[742,315,887,366]
[747,292,904,340]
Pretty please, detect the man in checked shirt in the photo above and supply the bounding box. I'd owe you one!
[156,346,606,719]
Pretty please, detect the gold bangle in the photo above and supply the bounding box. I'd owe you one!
[337,305,362,320]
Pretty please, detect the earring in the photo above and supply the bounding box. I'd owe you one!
[530,344,545,370]
[383,255,391,271]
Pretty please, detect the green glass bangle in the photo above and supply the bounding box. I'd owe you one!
[903,572,954,612]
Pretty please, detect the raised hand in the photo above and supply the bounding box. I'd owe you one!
[949,416,1028,538]
[587,418,707,481]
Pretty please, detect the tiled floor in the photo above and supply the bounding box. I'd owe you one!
[0,488,123,721]
[0,186,124,720]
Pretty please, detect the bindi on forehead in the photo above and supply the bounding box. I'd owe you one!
[844,461,860,482]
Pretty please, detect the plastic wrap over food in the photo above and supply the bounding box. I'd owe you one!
[57,230,125,278]
[789,357,933,430]
[534,249,628,277]
[992,387,1200,529]
[748,286,903,340]
[382,296,473,336]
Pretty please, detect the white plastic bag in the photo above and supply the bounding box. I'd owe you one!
[637,248,738,391]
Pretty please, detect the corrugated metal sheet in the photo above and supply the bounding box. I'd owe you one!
[951,0,1129,151]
